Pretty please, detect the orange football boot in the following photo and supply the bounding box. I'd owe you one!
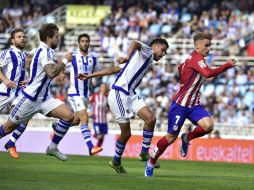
[7,146,19,159]
[90,146,103,156]
[50,131,54,140]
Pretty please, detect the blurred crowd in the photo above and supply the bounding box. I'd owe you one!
[0,0,63,35]
[0,0,254,128]
[98,0,254,57]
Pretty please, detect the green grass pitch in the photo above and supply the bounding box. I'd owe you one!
[0,152,253,190]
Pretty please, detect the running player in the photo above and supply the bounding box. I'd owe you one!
[0,23,74,161]
[77,38,169,173]
[0,28,30,159]
[144,32,237,177]
[51,33,103,155]
[90,83,109,147]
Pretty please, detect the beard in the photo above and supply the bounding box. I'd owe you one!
[80,46,88,53]
[15,42,25,50]
[51,43,58,49]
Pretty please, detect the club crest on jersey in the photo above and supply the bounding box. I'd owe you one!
[126,109,130,114]
[14,115,20,121]
[88,58,93,64]
[173,124,178,131]
[198,60,206,68]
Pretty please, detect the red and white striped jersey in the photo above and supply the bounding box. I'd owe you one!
[173,51,233,107]
[90,93,108,123]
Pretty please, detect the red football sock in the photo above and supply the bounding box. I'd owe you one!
[150,136,169,165]
[96,138,104,147]
[187,126,210,141]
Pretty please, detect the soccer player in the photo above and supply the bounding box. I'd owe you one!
[144,32,237,177]
[54,33,103,155]
[0,28,30,159]
[77,38,169,173]
[90,83,109,147]
[0,23,74,161]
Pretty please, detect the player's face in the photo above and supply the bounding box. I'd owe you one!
[100,84,107,94]
[79,37,90,53]
[196,39,211,57]
[12,32,26,50]
[153,44,167,61]
[50,31,59,49]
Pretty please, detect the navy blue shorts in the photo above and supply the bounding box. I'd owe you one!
[93,122,108,135]
[167,101,211,135]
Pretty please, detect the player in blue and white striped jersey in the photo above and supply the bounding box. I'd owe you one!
[78,39,169,173]
[0,28,31,159]
[0,23,75,161]
[51,33,103,156]
[0,29,27,111]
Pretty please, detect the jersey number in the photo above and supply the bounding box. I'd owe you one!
[175,115,180,124]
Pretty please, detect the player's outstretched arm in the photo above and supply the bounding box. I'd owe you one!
[116,41,142,64]
[194,59,236,78]
[77,66,122,80]
[44,53,72,79]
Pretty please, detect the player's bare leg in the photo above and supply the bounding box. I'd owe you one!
[95,134,104,147]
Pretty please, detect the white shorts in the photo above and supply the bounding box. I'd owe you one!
[108,89,146,123]
[67,96,88,112]
[9,95,64,124]
[0,95,15,112]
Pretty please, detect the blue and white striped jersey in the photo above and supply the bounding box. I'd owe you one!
[112,42,153,95]
[0,45,26,97]
[22,42,55,102]
[67,51,100,98]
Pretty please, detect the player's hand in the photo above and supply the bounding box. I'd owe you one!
[4,79,17,89]
[116,56,128,64]
[19,79,29,88]
[76,73,90,80]
[226,59,237,67]
[65,52,72,62]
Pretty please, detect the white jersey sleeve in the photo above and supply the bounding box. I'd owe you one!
[139,41,152,59]
[40,48,54,67]
[0,51,11,68]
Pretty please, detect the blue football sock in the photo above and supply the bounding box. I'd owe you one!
[81,124,94,150]
[5,123,27,147]
[0,124,7,138]
[141,129,153,153]
[114,140,126,164]
[52,119,71,144]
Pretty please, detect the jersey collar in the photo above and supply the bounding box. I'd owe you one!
[10,45,23,53]
[40,41,54,52]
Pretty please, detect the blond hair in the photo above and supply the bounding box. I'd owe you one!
[194,32,212,42]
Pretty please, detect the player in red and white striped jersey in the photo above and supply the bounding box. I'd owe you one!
[90,83,108,147]
[145,32,237,177]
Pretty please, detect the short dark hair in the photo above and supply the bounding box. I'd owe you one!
[39,23,59,42]
[194,32,212,42]
[149,38,169,48]
[78,33,90,43]
[11,28,24,39]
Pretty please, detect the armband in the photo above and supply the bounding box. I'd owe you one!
[62,58,68,65]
